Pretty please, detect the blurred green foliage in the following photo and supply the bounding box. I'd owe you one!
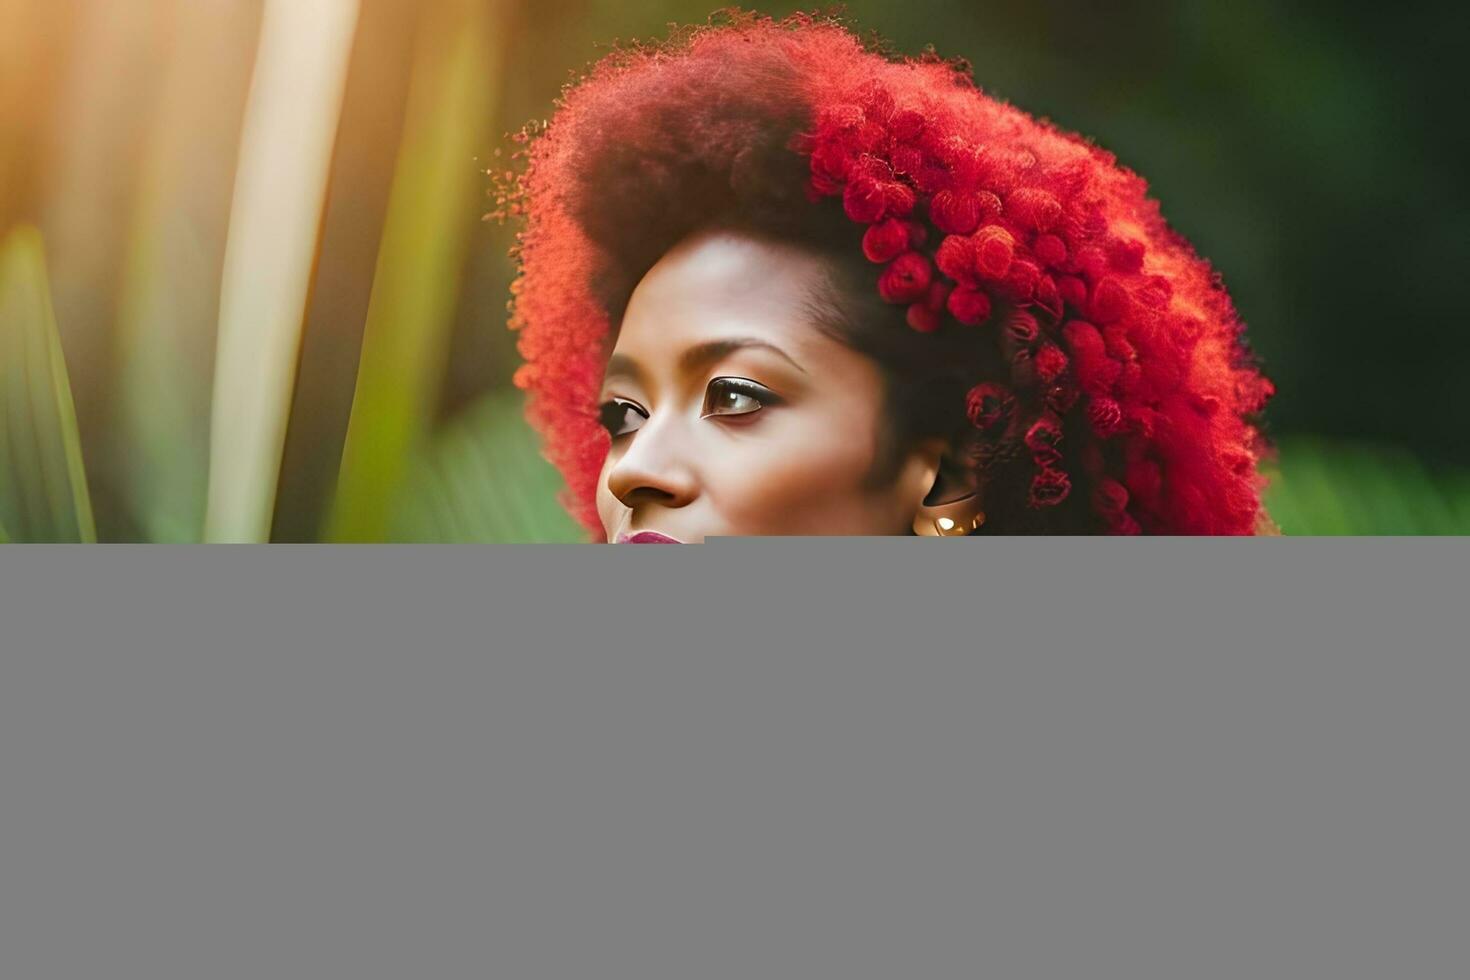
[0,226,95,542]
[327,0,502,542]
[392,388,585,543]
[1263,438,1470,537]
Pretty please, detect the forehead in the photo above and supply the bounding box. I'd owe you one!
[609,229,845,365]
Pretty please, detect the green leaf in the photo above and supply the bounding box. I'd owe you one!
[390,387,586,543]
[202,0,361,542]
[1263,436,1470,536]
[0,225,97,542]
[325,0,504,542]
[110,1,257,542]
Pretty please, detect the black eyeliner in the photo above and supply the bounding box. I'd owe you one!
[710,376,782,405]
[598,397,647,437]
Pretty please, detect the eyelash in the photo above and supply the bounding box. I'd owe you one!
[597,378,780,439]
[701,377,780,420]
[599,398,647,439]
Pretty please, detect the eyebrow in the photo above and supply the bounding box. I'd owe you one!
[604,337,808,385]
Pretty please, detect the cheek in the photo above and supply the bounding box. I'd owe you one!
[594,453,619,534]
[704,412,892,534]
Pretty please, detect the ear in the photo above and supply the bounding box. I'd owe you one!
[899,437,958,514]
[900,436,987,536]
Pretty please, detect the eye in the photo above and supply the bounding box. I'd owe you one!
[700,377,779,420]
[598,397,648,438]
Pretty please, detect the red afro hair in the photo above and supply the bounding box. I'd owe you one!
[497,10,1275,538]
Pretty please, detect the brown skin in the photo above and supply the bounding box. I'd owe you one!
[596,228,953,543]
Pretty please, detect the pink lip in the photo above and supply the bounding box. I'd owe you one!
[617,530,685,544]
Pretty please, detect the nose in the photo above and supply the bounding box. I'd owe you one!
[605,409,699,510]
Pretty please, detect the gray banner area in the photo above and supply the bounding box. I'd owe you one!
[1,540,1466,980]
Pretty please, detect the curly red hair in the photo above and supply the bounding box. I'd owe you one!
[500,10,1275,537]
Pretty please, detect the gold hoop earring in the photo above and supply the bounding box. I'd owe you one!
[913,492,986,537]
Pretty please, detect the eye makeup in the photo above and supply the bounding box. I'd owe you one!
[598,375,782,439]
[598,397,648,437]
[700,376,782,419]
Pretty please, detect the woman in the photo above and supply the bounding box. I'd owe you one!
[498,11,1276,541]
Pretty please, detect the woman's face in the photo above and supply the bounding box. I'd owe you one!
[596,228,942,543]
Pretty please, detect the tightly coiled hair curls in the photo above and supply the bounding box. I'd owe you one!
[496,10,1275,537]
